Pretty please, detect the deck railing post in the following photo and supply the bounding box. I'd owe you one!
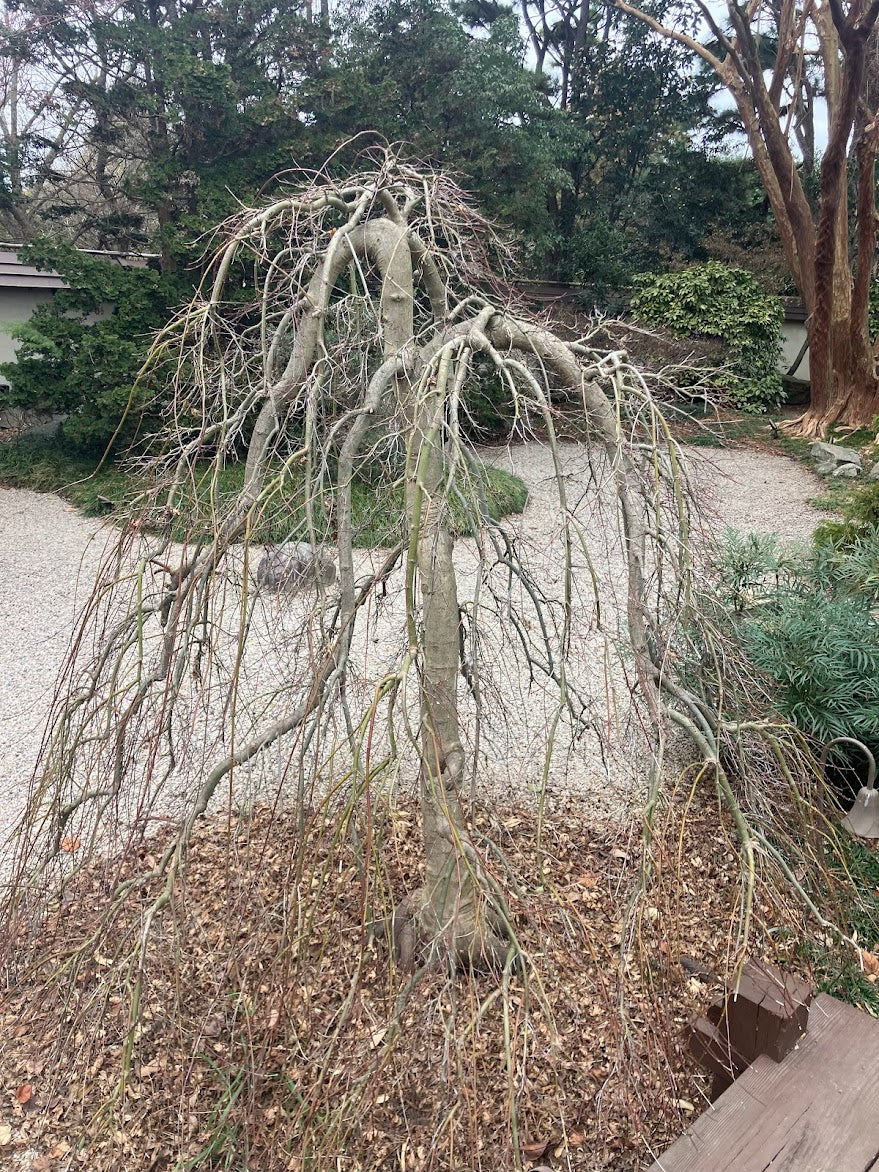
[689,961,813,1099]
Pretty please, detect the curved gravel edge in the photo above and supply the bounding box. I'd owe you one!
[0,441,826,855]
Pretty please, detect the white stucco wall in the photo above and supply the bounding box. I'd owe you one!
[0,287,56,372]
[780,320,810,379]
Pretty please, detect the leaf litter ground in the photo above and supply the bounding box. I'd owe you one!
[0,785,822,1171]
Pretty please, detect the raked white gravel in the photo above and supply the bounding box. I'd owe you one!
[0,441,825,856]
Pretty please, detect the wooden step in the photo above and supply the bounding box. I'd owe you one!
[650,993,879,1170]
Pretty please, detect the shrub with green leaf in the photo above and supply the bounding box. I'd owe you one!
[631,262,783,411]
[742,592,879,747]
[0,242,187,453]
[714,528,879,758]
[815,480,879,551]
[0,434,529,546]
[701,529,879,1014]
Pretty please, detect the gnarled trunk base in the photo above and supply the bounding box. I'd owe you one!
[388,779,509,971]
[786,376,879,438]
[390,886,508,972]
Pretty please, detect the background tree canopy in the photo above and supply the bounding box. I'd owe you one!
[0,0,781,275]
[9,0,878,440]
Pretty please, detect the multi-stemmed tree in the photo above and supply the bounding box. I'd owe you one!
[4,152,856,1167]
[619,0,879,435]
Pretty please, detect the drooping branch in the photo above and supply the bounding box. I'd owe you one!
[7,157,714,978]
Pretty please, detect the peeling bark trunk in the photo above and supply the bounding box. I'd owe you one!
[851,122,879,418]
[619,0,879,436]
[796,10,879,437]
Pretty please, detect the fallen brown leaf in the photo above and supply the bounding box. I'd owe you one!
[522,1138,554,1159]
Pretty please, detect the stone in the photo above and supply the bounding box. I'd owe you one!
[256,541,336,594]
[832,462,860,478]
[868,462,879,481]
[811,441,862,477]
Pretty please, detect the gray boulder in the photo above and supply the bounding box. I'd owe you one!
[832,462,860,478]
[811,441,862,477]
[868,462,879,481]
[256,541,337,594]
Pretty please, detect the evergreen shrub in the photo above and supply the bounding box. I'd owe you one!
[631,262,783,411]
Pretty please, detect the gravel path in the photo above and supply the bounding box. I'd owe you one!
[685,444,824,543]
[0,492,110,847]
[0,442,825,854]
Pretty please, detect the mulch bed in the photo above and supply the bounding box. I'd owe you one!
[0,786,786,1171]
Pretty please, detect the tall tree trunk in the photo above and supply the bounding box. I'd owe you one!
[717,59,815,308]
[853,119,879,396]
[796,6,879,436]
[618,0,879,436]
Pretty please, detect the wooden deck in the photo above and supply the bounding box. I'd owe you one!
[649,993,879,1171]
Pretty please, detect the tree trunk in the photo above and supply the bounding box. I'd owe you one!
[794,12,879,437]
[747,54,879,437]
[806,322,879,433]
[402,349,505,969]
[239,209,505,968]
[619,0,879,436]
